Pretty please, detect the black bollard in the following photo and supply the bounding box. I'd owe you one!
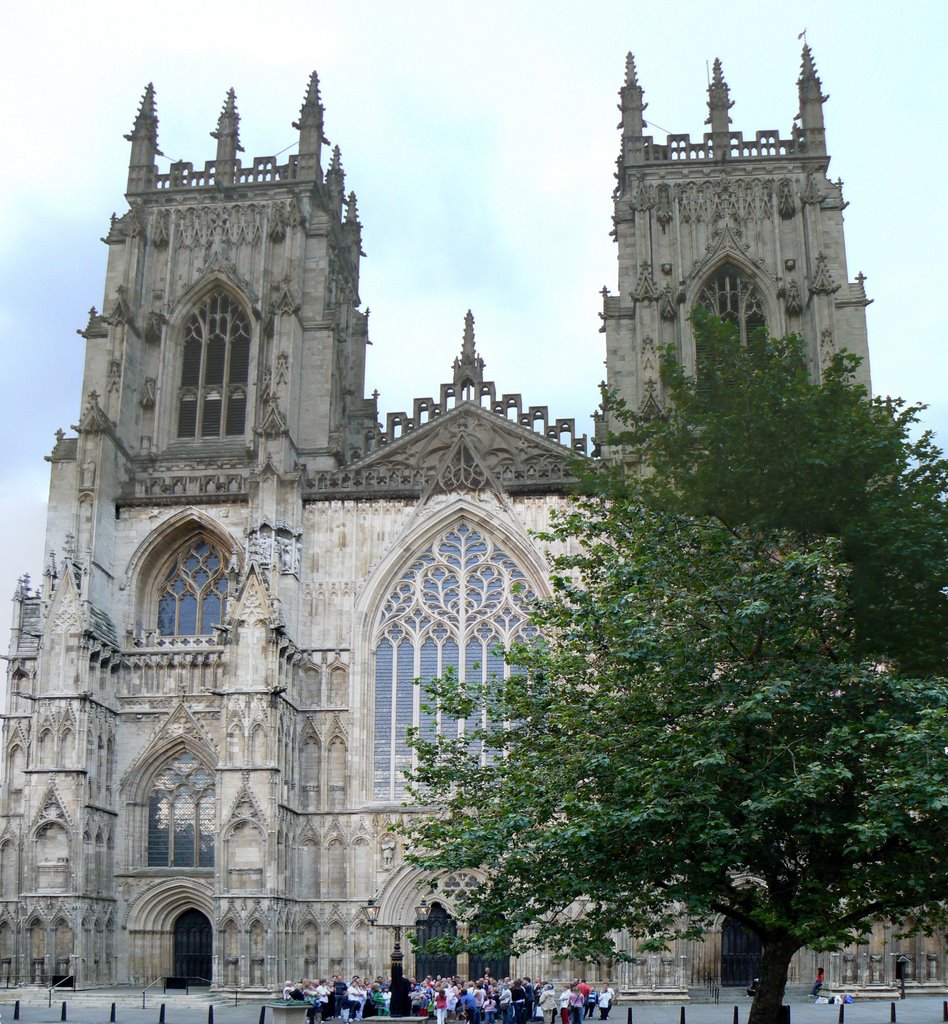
[838,1004,844,1024]
[733,1006,739,1024]
[259,1006,267,1024]
[679,1007,686,1024]
[13,999,20,1021]
[111,1004,117,1023]
[890,1002,896,1023]
[626,1009,633,1024]
[943,1001,947,1023]
[159,1003,166,1024]
[208,1007,215,1024]
[61,1000,68,1021]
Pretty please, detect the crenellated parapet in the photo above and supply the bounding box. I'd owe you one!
[374,311,588,455]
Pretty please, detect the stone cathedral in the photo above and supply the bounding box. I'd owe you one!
[2,49,941,995]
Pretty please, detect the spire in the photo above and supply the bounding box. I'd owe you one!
[325,145,345,219]
[124,83,162,193]
[619,52,648,146]
[294,70,328,179]
[211,88,244,180]
[705,58,734,154]
[452,310,485,393]
[797,44,828,155]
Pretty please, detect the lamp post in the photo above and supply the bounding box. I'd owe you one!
[365,897,429,1017]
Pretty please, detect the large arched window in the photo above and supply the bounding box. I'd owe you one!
[157,538,228,636]
[697,265,767,343]
[177,291,251,439]
[373,521,536,801]
[147,752,215,867]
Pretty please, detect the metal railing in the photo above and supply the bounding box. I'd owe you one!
[48,975,76,1007]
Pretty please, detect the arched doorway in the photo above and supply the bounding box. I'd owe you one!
[720,918,762,987]
[413,902,457,979]
[469,917,510,981]
[174,909,212,984]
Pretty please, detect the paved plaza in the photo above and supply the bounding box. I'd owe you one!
[1,994,946,1024]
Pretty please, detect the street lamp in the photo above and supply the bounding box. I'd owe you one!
[365,897,430,1016]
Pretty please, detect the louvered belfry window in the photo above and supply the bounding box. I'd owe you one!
[697,266,766,343]
[177,291,250,439]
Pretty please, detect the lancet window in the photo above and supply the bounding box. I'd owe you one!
[157,538,228,636]
[697,266,767,343]
[373,522,536,801]
[177,291,251,439]
[147,753,215,868]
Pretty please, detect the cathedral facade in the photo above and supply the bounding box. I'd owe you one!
[3,50,941,994]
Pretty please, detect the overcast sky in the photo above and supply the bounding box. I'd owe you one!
[1,0,945,640]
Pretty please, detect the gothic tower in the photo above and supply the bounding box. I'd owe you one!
[601,47,872,428]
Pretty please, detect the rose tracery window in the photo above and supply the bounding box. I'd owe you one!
[373,522,536,801]
[157,539,228,636]
[177,291,251,439]
[147,753,215,868]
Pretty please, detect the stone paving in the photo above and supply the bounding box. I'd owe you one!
[1,994,946,1024]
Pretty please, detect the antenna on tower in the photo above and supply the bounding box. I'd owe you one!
[797,27,808,43]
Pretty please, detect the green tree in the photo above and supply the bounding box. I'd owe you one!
[602,308,947,674]
[405,505,948,1024]
[404,315,948,1024]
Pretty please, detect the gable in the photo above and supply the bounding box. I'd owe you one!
[304,401,583,501]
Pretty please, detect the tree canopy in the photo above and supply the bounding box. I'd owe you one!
[402,315,948,1024]
[601,307,947,675]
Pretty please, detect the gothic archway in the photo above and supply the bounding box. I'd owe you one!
[720,917,762,986]
[173,908,212,983]
[413,902,457,979]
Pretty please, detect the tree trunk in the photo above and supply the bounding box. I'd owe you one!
[747,938,800,1024]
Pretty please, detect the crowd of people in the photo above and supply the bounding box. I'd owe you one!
[281,974,616,1023]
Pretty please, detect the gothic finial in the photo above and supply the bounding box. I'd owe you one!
[618,52,648,176]
[345,191,360,226]
[797,43,828,153]
[125,83,162,191]
[294,71,329,178]
[625,52,639,88]
[452,309,485,392]
[295,71,327,135]
[706,57,734,144]
[325,145,346,218]
[211,87,244,170]
[125,83,161,149]
[462,309,475,358]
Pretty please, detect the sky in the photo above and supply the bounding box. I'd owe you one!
[0,0,945,645]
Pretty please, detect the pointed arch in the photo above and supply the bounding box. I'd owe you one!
[158,276,258,450]
[126,508,240,636]
[688,254,778,374]
[357,501,549,804]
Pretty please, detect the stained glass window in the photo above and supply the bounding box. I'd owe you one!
[177,291,251,439]
[157,539,228,636]
[373,522,536,801]
[147,753,215,867]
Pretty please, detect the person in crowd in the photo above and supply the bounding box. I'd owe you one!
[285,981,306,1001]
[597,986,614,1020]
[484,990,498,1024]
[539,983,558,1024]
[568,986,585,1024]
[558,984,572,1024]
